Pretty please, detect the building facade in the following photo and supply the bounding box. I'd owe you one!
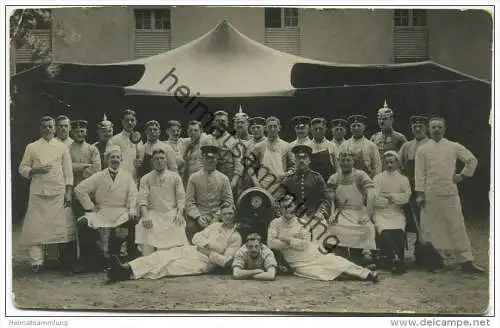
[13,7,492,81]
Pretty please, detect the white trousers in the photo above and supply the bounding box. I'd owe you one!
[28,245,44,265]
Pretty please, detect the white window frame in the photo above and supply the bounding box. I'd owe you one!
[394,9,426,27]
[134,9,171,31]
[265,7,299,28]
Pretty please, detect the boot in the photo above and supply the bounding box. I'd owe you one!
[392,261,407,275]
[461,261,486,274]
[107,255,132,282]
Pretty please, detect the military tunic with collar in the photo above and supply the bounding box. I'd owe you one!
[280,168,331,221]
[370,130,407,157]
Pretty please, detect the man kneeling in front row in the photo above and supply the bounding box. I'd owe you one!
[232,233,277,281]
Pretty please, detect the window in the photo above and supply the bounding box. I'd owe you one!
[265,8,299,28]
[394,9,426,27]
[135,9,171,30]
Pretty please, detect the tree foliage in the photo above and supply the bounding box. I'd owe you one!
[10,8,53,63]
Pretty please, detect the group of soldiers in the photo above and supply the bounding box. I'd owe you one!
[18,99,485,284]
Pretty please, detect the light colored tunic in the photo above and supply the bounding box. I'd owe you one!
[166,138,187,172]
[327,169,377,250]
[108,130,145,181]
[185,169,234,223]
[74,168,137,228]
[135,170,188,249]
[414,138,477,261]
[129,222,242,279]
[142,140,178,172]
[338,137,382,178]
[268,217,368,281]
[373,170,411,233]
[182,138,203,183]
[19,138,75,244]
[57,136,73,147]
[249,137,294,192]
[69,141,101,186]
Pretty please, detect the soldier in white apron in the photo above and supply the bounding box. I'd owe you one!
[415,117,484,273]
[19,116,74,273]
[373,151,411,273]
[327,150,377,266]
[135,144,189,255]
[339,115,381,179]
[74,146,138,271]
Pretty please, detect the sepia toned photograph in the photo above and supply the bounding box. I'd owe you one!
[7,3,493,316]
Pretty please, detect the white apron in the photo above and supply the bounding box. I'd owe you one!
[329,181,376,250]
[257,143,285,192]
[21,195,76,245]
[135,178,188,249]
[372,197,406,233]
[135,209,188,249]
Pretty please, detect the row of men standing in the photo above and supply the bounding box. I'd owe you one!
[18,100,484,274]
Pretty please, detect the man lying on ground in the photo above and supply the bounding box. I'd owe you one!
[232,233,277,281]
[268,194,380,283]
[106,204,242,282]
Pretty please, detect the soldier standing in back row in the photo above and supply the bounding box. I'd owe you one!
[338,115,381,179]
[370,100,407,157]
[93,114,114,169]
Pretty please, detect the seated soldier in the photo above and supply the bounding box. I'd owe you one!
[326,150,377,266]
[232,233,277,281]
[135,144,189,256]
[185,144,234,242]
[268,195,379,283]
[373,151,411,274]
[106,204,242,282]
[74,146,137,271]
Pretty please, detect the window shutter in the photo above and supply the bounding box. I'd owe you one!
[393,26,428,62]
[134,30,171,59]
[15,30,52,63]
[264,27,302,56]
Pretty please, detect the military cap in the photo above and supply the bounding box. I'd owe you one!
[347,114,368,125]
[166,120,181,129]
[338,149,354,158]
[214,110,229,117]
[55,115,70,122]
[97,114,113,129]
[311,117,326,125]
[266,116,281,125]
[71,120,88,129]
[40,116,55,123]
[201,145,220,158]
[249,117,266,127]
[383,150,399,159]
[377,100,394,119]
[105,145,122,158]
[292,116,312,128]
[145,120,160,129]
[291,144,313,157]
[151,143,168,156]
[409,115,429,126]
[122,109,136,118]
[331,119,348,129]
